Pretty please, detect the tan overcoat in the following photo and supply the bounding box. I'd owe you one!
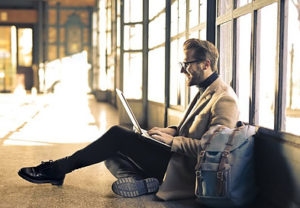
[156,77,239,200]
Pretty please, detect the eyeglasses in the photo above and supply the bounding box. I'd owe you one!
[178,59,205,71]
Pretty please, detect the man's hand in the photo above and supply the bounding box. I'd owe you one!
[148,128,175,146]
[148,127,177,136]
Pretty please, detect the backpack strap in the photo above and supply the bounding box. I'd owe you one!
[216,127,240,196]
[195,125,225,170]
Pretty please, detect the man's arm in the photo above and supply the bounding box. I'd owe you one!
[170,95,239,158]
[148,127,177,136]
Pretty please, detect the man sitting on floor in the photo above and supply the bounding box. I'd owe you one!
[18,38,239,201]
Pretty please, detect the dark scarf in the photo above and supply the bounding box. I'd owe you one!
[197,71,218,90]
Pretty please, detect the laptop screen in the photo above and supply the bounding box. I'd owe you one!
[116,89,142,134]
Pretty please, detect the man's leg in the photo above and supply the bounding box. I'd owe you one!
[104,153,148,180]
[59,125,171,181]
[18,125,171,185]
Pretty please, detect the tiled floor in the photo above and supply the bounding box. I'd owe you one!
[0,93,198,208]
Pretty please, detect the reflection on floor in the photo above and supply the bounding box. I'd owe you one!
[0,93,198,208]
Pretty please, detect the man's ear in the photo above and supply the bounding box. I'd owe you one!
[203,60,211,70]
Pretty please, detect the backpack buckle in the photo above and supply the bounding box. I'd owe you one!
[217,171,224,181]
[222,150,230,157]
[199,150,206,157]
[195,170,202,177]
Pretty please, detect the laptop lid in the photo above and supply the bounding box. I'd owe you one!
[116,88,143,134]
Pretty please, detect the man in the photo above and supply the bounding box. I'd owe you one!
[18,39,239,200]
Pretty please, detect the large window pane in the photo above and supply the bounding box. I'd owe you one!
[171,0,186,36]
[218,0,232,16]
[236,0,252,8]
[200,0,207,23]
[18,28,32,67]
[149,0,165,20]
[107,65,114,90]
[123,52,142,99]
[148,47,165,102]
[171,1,178,37]
[285,0,300,135]
[149,14,166,48]
[124,24,142,50]
[170,37,186,106]
[178,0,186,34]
[219,21,233,86]
[98,0,107,90]
[189,0,200,28]
[124,0,142,23]
[256,3,277,129]
[236,14,251,122]
[189,0,207,28]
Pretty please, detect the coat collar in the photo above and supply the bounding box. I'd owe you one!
[177,77,223,133]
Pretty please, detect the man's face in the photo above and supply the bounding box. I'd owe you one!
[181,49,206,86]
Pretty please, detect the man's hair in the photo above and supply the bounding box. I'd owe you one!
[183,39,219,72]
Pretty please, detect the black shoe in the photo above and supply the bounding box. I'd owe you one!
[112,177,159,198]
[18,160,65,186]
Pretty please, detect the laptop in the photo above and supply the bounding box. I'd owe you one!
[116,88,171,150]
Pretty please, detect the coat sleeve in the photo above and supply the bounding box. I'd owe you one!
[170,94,239,158]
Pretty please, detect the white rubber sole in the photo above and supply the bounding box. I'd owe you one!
[112,177,159,198]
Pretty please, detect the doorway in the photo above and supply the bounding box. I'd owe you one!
[0,26,33,93]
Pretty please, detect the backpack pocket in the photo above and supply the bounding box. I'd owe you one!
[195,162,231,199]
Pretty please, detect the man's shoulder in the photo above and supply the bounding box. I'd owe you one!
[212,78,236,96]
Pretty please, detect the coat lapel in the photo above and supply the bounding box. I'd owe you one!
[178,78,222,134]
[177,91,200,130]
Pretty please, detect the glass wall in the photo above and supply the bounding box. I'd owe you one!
[256,3,277,129]
[189,0,207,99]
[216,1,281,130]
[148,0,166,103]
[169,0,187,107]
[285,0,300,135]
[94,0,300,136]
[219,21,233,86]
[0,26,17,92]
[123,0,143,99]
[236,14,251,123]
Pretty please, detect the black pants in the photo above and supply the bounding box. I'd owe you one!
[60,125,171,182]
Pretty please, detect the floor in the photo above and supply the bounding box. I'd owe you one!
[0,92,199,208]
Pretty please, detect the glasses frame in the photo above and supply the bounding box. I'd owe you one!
[179,59,205,71]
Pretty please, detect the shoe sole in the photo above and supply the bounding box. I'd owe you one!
[112,177,159,198]
[18,170,64,186]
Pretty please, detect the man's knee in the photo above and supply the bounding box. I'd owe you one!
[108,125,128,134]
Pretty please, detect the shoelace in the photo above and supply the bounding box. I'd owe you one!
[37,160,54,171]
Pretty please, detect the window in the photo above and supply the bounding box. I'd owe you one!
[123,0,143,98]
[148,1,166,103]
[18,28,33,67]
[170,37,186,106]
[123,52,142,99]
[236,14,251,122]
[148,48,165,102]
[218,0,232,16]
[236,0,252,8]
[124,0,142,23]
[170,0,186,107]
[285,0,300,135]
[124,24,143,50]
[219,21,233,86]
[256,3,277,129]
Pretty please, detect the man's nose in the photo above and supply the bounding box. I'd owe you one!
[181,67,186,73]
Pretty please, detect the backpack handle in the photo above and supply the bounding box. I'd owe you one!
[216,127,242,196]
[195,125,225,170]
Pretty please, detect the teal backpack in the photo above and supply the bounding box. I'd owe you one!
[195,122,257,207]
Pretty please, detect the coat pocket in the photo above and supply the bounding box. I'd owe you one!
[188,113,209,138]
[195,163,231,199]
